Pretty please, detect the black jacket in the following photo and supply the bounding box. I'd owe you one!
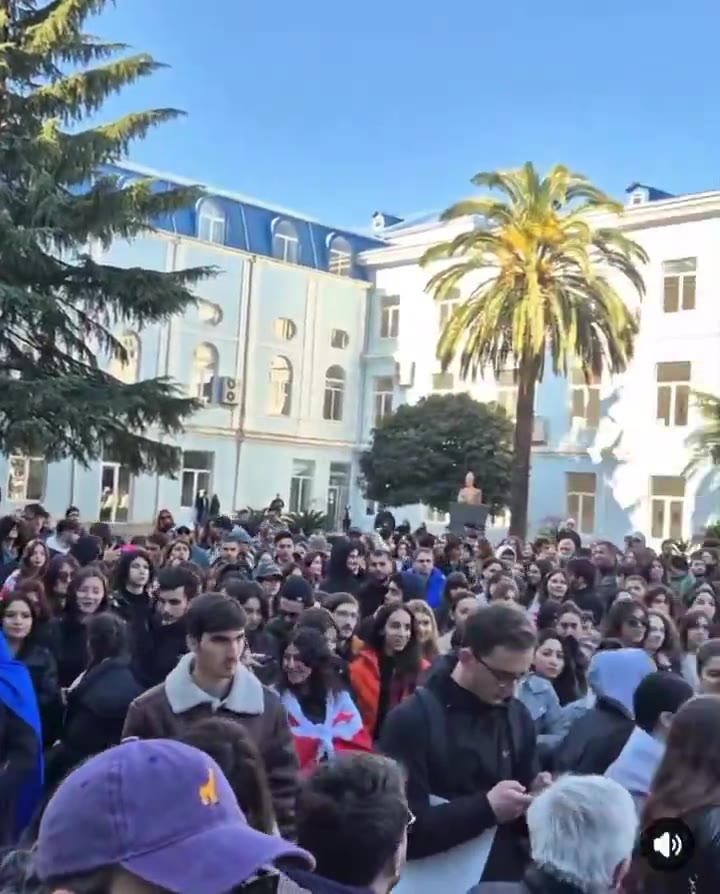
[356,579,389,619]
[566,588,605,627]
[553,695,633,775]
[134,616,188,689]
[19,643,61,747]
[46,616,88,689]
[0,702,39,846]
[44,657,143,790]
[113,588,153,668]
[282,866,373,893]
[379,658,538,884]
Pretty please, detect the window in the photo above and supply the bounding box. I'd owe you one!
[663,258,696,313]
[272,317,297,341]
[425,507,450,524]
[651,476,685,540]
[432,372,454,392]
[290,459,315,513]
[99,452,132,523]
[373,376,394,425]
[497,369,518,420]
[380,295,400,339]
[656,361,691,427]
[268,356,293,416]
[328,235,353,276]
[438,289,461,330]
[330,328,349,349]
[327,462,350,530]
[570,368,601,427]
[323,365,345,421]
[190,343,219,403]
[197,199,226,244]
[109,331,141,384]
[7,454,46,502]
[197,301,223,326]
[566,472,596,535]
[181,451,214,508]
[272,220,299,264]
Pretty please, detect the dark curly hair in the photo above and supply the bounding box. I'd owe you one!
[364,603,423,681]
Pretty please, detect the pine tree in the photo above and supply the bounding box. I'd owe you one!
[0,0,214,475]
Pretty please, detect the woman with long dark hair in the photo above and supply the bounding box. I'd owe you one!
[44,613,143,790]
[677,608,710,690]
[0,592,60,747]
[277,627,370,770]
[350,603,428,741]
[0,515,28,569]
[0,538,49,598]
[634,695,720,891]
[644,609,682,673]
[302,551,325,591]
[434,570,470,634]
[601,599,649,649]
[47,566,110,688]
[44,553,80,618]
[531,628,587,706]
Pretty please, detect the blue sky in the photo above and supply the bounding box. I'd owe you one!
[94,0,719,228]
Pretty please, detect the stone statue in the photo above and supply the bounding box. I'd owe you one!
[457,471,483,505]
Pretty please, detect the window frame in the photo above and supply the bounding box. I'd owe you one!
[662,258,697,314]
[196,199,226,245]
[373,376,394,426]
[438,289,461,330]
[570,369,601,428]
[272,219,300,264]
[99,461,132,523]
[289,459,315,513]
[379,295,400,339]
[323,365,346,422]
[268,355,293,417]
[6,453,46,503]
[327,235,353,277]
[190,343,219,404]
[110,331,141,384]
[656,361,691,428]
[180,451,214,509]
[565,471,597,535]
[650,476,686,540]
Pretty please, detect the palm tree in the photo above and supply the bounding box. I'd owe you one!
[686,392,720,467]
[422,163,647,536]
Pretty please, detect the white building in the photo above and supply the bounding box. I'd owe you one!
[3,173,719,545]
[358,185,720,545]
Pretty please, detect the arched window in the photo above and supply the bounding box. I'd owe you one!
[197,198,226,244]
[268,356,293,416]
[109,331,141,384]
[190,343,219,403]
[323,365,345,421]
[272,219,299,264]
[327,235,353,277]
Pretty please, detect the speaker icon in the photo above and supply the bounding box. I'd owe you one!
[653,830,683,859]
[642,818,694,871]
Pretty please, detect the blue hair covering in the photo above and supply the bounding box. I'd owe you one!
[588,647,655,717]
[0,632,43,840]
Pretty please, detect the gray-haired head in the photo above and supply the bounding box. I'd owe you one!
[527,774,638,892]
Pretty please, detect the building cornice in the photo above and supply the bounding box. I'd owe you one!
[359,191,720,269]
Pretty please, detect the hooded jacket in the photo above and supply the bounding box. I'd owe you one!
[122,652,299,838]
[320,540,362,595]
[553,648,654,775]
[605,726,664,813]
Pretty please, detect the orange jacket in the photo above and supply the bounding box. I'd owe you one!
[349,646,429,738]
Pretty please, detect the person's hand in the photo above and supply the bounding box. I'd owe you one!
[487,780,533,823]
[531,772,552,795]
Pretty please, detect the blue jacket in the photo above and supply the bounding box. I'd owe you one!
[516,674,569,751]
[423,567,447,609]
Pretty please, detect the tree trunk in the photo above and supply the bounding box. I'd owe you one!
[508,365,539,538]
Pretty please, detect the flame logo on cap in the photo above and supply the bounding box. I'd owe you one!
[199,767,219,806]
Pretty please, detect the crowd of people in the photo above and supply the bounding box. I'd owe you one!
[1,500,720,892]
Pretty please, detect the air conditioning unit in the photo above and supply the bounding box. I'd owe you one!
[218,376,239,406]
[395,360,415,388]
[532,416,548,445]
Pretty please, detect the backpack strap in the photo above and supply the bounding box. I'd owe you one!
[415,686,450,788]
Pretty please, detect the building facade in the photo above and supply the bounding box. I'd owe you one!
[0,164,383,531]
[3,171,719,545]
[358,186,720,545]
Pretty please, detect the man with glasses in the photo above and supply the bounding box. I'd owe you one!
[380,604,548,885]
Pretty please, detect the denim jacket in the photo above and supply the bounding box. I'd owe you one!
[516,674,569,750]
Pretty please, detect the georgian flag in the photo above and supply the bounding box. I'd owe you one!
[282,689,373,769]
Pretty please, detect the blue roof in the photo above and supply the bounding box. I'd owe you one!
[625,182,675,202]
[106,162,386,281]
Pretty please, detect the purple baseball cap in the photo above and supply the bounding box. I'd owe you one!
[36,738,314,892]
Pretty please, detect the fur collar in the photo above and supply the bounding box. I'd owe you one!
[164,653,265,716]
